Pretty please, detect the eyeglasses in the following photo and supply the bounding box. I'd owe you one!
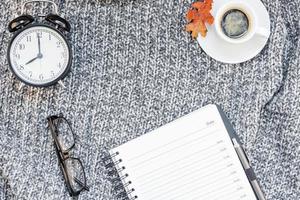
[47,115,89,197]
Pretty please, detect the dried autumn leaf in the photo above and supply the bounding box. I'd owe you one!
[185,0,214,39]
[192,0,213,11]
[202,12,214,25]
[186,9,199,21]
[186,19,207,38]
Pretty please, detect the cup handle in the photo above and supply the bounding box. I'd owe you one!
[255,27,270,38]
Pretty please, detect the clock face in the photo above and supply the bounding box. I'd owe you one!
[8,25,71,86]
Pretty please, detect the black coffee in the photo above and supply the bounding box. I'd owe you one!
[221,9,249,38]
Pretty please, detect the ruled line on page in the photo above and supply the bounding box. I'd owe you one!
[188,178,242,200]
[149,170,239,200]
[128,129,220,169]
[195,180,244,200]
[138,153,230,190]
[200,187,243,200]
[134,146,228,181]
[146,169,237,200]
[126,125,214,162]
[134,140,225,179]
[138,161,232,195]
[171,178,239,200]
[166,170,241,200]
[143,166,236,196]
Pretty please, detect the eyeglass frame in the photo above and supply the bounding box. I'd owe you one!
[47,115,89,197]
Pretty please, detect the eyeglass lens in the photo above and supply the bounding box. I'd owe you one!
[53,117,75,151]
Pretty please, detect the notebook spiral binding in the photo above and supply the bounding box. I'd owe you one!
[103,151,138,200]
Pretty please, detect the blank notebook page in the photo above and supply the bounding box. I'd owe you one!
[109,104,257,200]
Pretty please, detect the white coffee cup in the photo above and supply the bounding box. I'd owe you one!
[214,2,269,44]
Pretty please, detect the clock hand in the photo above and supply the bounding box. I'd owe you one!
[37,33,42,57]
[25,56,39,65]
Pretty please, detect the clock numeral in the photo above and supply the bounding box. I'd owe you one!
[15,54,20,59]
[39,74,44,80]
[19,65,24,70]
[58,63,62,68]
[28,71,32,77]
[49,34,51,41]
[26,35,31,42]
[61,52,66,58]
[37,31,42,38]
[50,71,55,77]
[56,41,61,48]
[19,44,25,50]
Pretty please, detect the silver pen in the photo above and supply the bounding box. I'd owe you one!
[232,138,266,200]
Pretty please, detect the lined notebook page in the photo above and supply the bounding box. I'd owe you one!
[110,104,257,200]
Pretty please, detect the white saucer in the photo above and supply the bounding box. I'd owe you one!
[197,0,270,64]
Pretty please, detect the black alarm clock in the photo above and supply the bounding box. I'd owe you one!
[7,0,72,87]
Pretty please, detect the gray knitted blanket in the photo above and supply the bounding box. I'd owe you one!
[0,0,299,199]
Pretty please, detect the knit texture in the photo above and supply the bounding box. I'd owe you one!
[0,0,299,199]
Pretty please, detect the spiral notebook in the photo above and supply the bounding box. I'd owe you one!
[106,104,264,200]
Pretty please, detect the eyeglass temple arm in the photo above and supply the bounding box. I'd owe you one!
[74,177,89,191]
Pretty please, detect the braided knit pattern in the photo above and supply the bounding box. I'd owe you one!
[0,0,299,199]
